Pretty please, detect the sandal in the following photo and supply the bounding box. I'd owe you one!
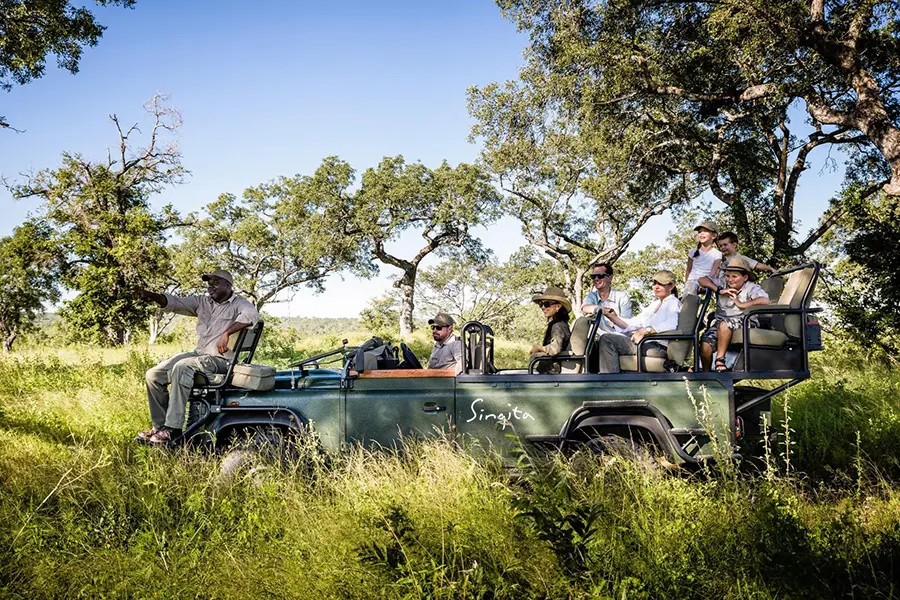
[136,427,162,442]
[147,428,181,445]
[714,356,730,372]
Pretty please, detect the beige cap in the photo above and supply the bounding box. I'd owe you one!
[652,270,677,285]
[724,257,751,274]
[531,286,572,313]
[694,221,718,233]
[202,269,234,285]
[428,312,455,327]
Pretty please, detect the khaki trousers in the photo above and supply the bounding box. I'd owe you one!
[145,352,228,429]
[597,333,668,374]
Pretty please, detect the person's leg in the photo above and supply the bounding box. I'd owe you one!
[699,326,718,371]
[714,320,732,371]
[164,354,228,430]
[597,334,636,373]
[144,352,199,431]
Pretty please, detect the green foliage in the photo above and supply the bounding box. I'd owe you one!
[822,192,900,356]
[0,221,61,352]
[349,156,502,335]
[416,246,563,336]
[477,0,900,267]
[11,95,186,345]
[175,157,375,310]
[0,0,135,93]
[359,292,401,341]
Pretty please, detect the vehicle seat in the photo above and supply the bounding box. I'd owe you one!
[730,265,816,348]
[191,320,265,388]
[560,316,592,374]
[619,294,700,372]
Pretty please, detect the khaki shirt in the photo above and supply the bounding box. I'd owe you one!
[429,335,462,371]
[162,292,260,359]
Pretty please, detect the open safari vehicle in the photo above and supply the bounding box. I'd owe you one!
[180,262,823,467]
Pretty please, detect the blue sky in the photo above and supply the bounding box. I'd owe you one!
[0,0,846,317]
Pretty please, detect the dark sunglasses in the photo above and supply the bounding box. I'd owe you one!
[430,325,448,331]
[590,273,611,280]
[538,301,559,308]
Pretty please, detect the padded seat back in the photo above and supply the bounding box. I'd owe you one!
[667,294,699,364]
[759,276,784,301]
[774,266,816,338]
[560,316,593,374]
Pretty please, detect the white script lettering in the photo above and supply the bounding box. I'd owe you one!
[465,398,535,430]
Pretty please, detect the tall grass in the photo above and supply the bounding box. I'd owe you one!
[1,342,898,598]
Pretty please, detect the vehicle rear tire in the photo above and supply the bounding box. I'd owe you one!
[577,433,677,472]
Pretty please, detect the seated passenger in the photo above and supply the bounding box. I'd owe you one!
[428,312,463,372]
[530,287,572,374]
[699,258,770,372]
[580,262,633,334]
[596,270,682,373]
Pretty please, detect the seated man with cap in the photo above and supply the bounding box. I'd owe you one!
[428,312,463,372]
[133,269,260,444]
[699,258,769,372]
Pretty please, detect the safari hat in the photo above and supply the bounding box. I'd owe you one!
[202,269,234,285]
[531,286,572,312]
[428,312,455,327]
[693,221,718,234]
[652,270,677,285]
[724,257,751,274]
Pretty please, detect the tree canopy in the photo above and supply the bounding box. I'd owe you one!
[1,0,135,129]
[475,0,900,267]
[11,95,185,345]
[174,157,375,310]
[344,156,501,336]
[0,219,61,351]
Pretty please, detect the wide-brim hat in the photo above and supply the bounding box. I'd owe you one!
[428,312,455,327]
[532,286,572,312]
[694,220,718,234]
[652,270,677,285]
[724,257,751,274]
[202,269,234,285]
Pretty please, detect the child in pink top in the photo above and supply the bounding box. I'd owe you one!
[684,221,722,296]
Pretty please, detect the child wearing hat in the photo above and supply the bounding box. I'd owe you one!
[684,221,723,296]
[699,258,770,372]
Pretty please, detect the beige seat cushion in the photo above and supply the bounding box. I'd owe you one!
[730,328,788,347]
[619,355,667,373]
[193,372,227,386]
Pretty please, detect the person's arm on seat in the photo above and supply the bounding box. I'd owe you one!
[216,321,253,354]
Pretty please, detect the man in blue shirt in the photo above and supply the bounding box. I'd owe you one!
[580,262,633,333]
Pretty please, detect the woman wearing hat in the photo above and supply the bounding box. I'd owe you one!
[530,286,572,374]
[596,270,682,373]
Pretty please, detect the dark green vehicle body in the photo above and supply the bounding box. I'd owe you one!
[186,263,822,466]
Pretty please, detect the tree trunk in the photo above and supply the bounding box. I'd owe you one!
[573,265,588,316]
[2,331,16,353]
[149,312,160,345]
[396,270,417,338]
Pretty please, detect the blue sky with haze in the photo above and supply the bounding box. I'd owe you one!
[0,0,846,317]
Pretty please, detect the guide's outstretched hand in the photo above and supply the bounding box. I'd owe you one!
[133,289,166,307]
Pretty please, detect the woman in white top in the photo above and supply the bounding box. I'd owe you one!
[684,221,722,296]
[596,270,683,373]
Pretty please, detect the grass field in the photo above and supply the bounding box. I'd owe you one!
[1,335,899,599]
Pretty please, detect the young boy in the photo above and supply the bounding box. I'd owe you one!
[699,258,769,371]
[698,231,774,294]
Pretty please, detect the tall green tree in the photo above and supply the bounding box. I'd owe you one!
[174,157,375,311]
[475,0,900,265]
[1,0,135,130]
[822,187,900,359]
[12,95,186,345]
[0,220,61,351]
[346,156,501,337]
